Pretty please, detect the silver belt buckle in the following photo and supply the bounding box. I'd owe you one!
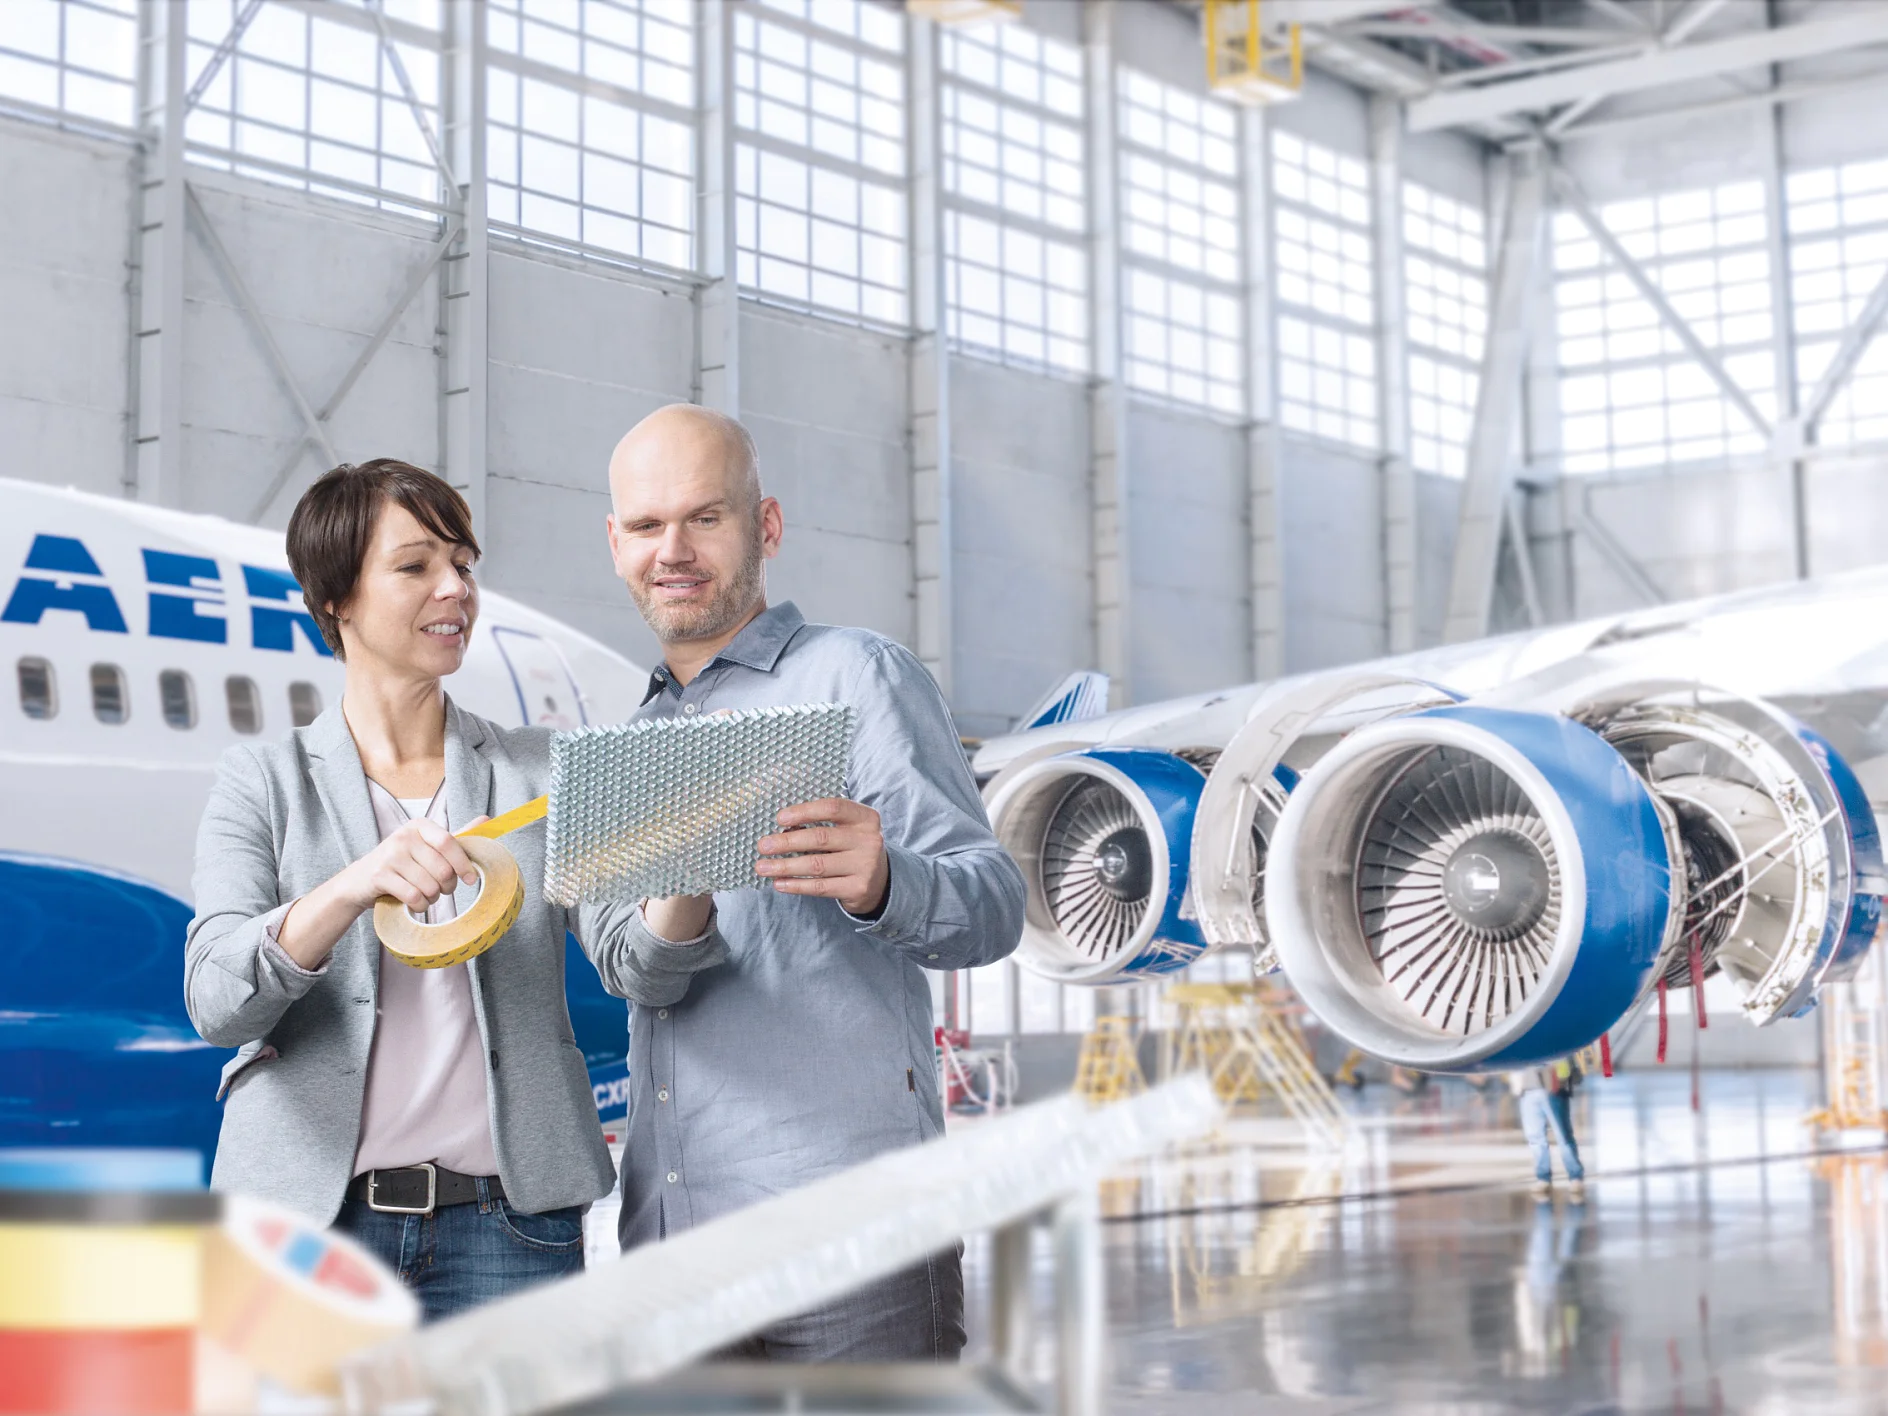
[367,1161,436,1215]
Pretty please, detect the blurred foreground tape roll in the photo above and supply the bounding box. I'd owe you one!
[0,1148,217,1415]
[201,1193,417,1395]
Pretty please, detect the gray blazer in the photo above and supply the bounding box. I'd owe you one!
[184,697,727,1225]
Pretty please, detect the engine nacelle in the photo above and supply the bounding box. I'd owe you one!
[1266,706,1674,1072]
[987,748,1209,983]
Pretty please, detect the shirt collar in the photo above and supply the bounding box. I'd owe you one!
[643,602,806,703]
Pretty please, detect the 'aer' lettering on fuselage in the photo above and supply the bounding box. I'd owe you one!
[0,534,332,656]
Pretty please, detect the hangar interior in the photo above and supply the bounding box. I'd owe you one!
[8,0,1888,1409]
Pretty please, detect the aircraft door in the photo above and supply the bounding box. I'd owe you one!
[491,627,589,730]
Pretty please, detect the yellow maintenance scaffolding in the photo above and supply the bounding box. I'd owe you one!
[1203,0,1303,106]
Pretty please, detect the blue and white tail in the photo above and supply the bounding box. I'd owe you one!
[1015,671,1111,731]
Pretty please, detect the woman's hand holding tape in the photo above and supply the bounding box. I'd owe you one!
[273,814,490,971]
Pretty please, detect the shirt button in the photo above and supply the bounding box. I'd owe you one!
[928,954,939,961]
[682,702,699,715]
[658,1008,669,1019]
[658,1088,670,1102]
[667,1171,679,1184]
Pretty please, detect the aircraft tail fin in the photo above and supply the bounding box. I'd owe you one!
[1014,671,1111,731]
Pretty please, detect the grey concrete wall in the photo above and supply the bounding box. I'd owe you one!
[0,126,131,499]
[1125,400,1250,705]
[483,249,695,667]
[950,356,1092,739]
[1279,438,1386,670]
[740,305,913,649]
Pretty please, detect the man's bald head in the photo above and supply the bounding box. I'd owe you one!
[604,403,782,650]
[608,403,761,518]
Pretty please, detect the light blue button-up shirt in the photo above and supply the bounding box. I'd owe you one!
[613,602,1026,1246]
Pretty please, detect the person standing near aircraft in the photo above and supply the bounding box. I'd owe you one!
[184,459,723,1321]
[599,403,1026,1360]
[1511,1060,1586,1202]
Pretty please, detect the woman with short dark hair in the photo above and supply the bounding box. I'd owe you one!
[184,459,724,1321]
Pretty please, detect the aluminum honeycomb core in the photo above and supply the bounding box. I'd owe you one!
[544,703,855,905]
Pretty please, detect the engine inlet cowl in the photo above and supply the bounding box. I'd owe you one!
[1266,706,1674,1072]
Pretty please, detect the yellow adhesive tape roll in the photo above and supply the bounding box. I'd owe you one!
[200,1194,417,1395]
[373,834,523,970]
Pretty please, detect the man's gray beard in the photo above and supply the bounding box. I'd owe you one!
[632,534,765,644]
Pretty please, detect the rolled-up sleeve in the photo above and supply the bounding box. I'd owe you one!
[184,747,323,1049]
[841,642,1026,970]
[577,899,730,1007]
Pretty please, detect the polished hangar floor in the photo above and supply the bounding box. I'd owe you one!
[962,1069,1888,1416]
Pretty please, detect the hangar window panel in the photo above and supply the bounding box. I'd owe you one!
[1788,158,1888,450]
[1273,130,1376,451]
[183,0,444,216]
[1402,182,1486,479]
[289,681,323,728]
[734,0,907,326]
[941,21,1088,375]
[488,1,696,271]
[0,0,136,129]
[967,960,1014,1036]
[1552,181,1775,475]
[1118,69,1241,414]
[16,658,57,721]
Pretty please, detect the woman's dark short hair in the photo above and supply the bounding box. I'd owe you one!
[285,459,480,659]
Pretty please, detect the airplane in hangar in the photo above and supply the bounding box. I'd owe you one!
[977,568,1888,1074]
[0,476,648,1158]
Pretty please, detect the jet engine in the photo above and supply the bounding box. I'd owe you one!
[1265,706,1675,1072]
[986,747,1211,983]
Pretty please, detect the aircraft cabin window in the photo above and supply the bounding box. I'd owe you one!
[90,664,128,725]
[289,681,322,728]
[226,676,262,735]
[159,670,197,730]
[17,658,56,720]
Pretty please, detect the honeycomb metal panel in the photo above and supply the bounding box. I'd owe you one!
[544,703,856,906]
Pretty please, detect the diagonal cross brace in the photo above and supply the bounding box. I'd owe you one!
[366,0,457,192]
[1552,163,1773,442]
[1801,259,1888,437]
[184,182,341,472]
[251,216,464,519]
[182,0,265,113]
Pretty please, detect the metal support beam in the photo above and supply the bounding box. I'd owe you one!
[441,0,490,538]
[1802,267,1888,438]
[1369,94,1415,655]
[908,15,953,700]
[1085,0,1130,707]
[1443,146,1545,645]
[1552,164,1773,441]
[1408,8,1888,133]
[367,0,456,193]
[1574,503,1665,606]
[183,0,264,113]
[1542,0,1729,136]
[185,183,341,474]
[1241,101,1284,679]
[696,0,741,417]
[1757,1,1808,582]
[253,220,463,519]
[132,1,189,504]
[1504,490,1543,627]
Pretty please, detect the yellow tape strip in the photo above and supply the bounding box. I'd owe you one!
[0,1224,202,1328]
[457,794,548,841]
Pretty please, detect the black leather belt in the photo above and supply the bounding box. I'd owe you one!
[346,1163,504,1216]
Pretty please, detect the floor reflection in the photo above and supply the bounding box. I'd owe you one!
[967,1068,1888,1414]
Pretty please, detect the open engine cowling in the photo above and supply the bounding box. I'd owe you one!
[1565,686,1885,1024]
[1266,706,1674,1072]
[987,748,1209,983]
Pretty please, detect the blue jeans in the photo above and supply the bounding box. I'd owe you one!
[1519,1088,1584,1183]
[715,1246,966,1362]
[334,1180,585,1323]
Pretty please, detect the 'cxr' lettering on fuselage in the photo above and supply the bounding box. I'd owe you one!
[0,534,333,657]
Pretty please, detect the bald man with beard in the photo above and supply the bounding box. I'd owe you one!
[597,403,1026,1361]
